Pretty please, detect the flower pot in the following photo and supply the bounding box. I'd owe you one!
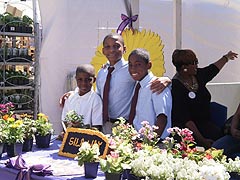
[105,172,122,180]
[122,169,131,179]
[35,134,51,148]
[22,138,33,152]
[230,172,240,179]
[0,143,4,159]
[6,143,23,157]
[84,162,99,178]
[128,173,143,180]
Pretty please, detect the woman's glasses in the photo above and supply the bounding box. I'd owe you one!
[188,59,199,65]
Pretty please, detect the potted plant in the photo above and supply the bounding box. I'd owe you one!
[136,121,160,147]
[21,114,36,151]
[0,12,14,32]
[1,102,24,157]
[0,119,8,159]
[75,141,100,178]
[22,15,33,33]
[111,117,138,143]
[100,150,124,180]
[100,135,134,180]
[35,113,54,148]
[64,110,84,128]
[4,116,25,157]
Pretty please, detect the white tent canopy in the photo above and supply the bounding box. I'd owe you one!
[37,0,240,134]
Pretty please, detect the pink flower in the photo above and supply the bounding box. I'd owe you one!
[110,151,119,158]
[141,121,149,126]
[147,134,154,140]
[109,137,117,149]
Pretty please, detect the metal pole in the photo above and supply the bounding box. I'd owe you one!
[32,0,40,119]
[173,0,182,49]
[124,0,139,30]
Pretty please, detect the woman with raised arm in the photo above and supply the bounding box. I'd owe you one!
[171,49,238,149]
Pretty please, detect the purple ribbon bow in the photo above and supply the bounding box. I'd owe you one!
[116,14,138,34]
[6,155,53,180]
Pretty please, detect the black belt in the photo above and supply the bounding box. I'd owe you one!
[107,118,120,123]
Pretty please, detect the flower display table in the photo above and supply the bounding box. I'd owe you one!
[0,139,105,180]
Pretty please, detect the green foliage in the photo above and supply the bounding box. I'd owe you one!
[0,119,8,143]
[22,15,33,26]
[64,110,84,128]
[0,13,33,26]
[100,154,125,173]
[21,115,37,139]
[35,113,53,136]
[0,12,14,24]
[75,142,100,166]
[4,117,25,144]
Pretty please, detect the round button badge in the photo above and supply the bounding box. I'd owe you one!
[188,91,196,99]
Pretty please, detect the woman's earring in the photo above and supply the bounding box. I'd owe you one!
[183,68,187,72]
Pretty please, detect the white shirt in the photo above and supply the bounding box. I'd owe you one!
[133,72,172,139]
[96,59,135,119]
[61,89,103,126]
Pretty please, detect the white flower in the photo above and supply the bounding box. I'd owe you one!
[78,141,91,152]
[224,156,240,173]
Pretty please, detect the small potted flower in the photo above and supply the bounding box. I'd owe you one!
[100,134,134,180]
[75,141,100,178]
[35,113,54,148]
[0,119,8,159]
[21,114,36,152]
[0,102,24,157]
[137,121,160,147]
[100,150,124,180]
[64,110,84,128]
[4,117,25,157]
[0,102,14,118]
[111,117,138,143]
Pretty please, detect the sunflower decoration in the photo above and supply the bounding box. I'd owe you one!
[91,28,165,78]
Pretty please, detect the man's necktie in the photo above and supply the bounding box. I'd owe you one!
[128,83,141,124]
[102,66,114,122]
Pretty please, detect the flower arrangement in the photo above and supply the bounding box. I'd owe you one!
[101,121,240,179]
[0,102,14,119]
[35,113,54,136]
[111,117,138,143]
[100,137,134,174]
[64,110,84,128]
[0,102,24,144]
[163,127,226,162]
[4,117,25,144]
[75,141,100,166]
[137,121,159,147]
[130,150,231,180]
[100,119,135,174]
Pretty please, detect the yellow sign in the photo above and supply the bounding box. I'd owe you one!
[58,128,109,159]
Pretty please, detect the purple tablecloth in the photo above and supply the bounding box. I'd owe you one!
[0,139,105,180]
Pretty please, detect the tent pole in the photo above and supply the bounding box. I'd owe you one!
[32,0,40,119]
[130,0,139,30]
[173,0,182,49]
[124,0,139,30]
